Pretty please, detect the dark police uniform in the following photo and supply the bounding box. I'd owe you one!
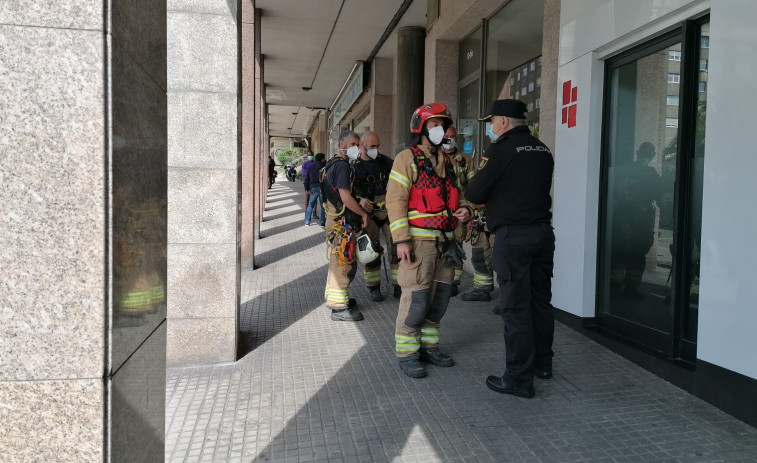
[466,124,555,394]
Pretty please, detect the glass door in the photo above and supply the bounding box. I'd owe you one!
[597,19,709,363]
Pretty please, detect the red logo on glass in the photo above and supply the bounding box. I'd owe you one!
[561,81,577,128]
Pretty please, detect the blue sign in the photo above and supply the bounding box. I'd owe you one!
[463,140,474,154]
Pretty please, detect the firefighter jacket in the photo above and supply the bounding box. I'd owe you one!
[386,145,461,243]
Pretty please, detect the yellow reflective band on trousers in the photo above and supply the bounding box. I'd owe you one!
[391,268,398,284]
[365,268,381,286]
[420,327,440,345]
[325,286,349,305]
[395,334,420,353]
[473,273,493,287]
[454,267,463,282]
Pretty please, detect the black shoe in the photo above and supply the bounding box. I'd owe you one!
[393,285,402,298]
[398,358,427,378]
[419,348,455,367]
[485,375,534,398]
[330,308,364,321]
[461,290,491,301]
[348,297,357,308]
[492,306,501,314]
[450,284,459,297]
[534,367,552,379]
[369,288,384,302]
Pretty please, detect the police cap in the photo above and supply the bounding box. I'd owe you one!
[479,99,528,121]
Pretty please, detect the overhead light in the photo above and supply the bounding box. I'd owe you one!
[292,112,298,115]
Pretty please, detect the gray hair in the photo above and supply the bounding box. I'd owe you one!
[506,117,528,128]
[339,130,359,143]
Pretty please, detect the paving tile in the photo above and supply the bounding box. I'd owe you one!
[166,182,757,462]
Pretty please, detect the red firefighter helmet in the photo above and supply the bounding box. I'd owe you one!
[409,102,452,133]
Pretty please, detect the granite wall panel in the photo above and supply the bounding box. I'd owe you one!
[0,379,103,462]
[167,91,238,169]
[0,1,102,30]
[167,244,237,318]
[0,25,105,381]
[168,169,237,244]
[167,12,237,93]
[167,317,236,365]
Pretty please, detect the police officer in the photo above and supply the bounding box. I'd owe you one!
[386,102,470,378]
[322,130,369,321]
[353,131,398,301]
[467,99,555,398]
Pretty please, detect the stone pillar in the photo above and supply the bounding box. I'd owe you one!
[167,0,239,365]
[540,0,561,152]
[241,0,256,269]
[372,58,395,156]
[394,27,426,154]
[1,1,167,460]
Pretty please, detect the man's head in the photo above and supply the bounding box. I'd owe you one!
[360,131,380,160]
[410,102,453,147]
[315,152,326,163]
[479,99,528,139]
[338,130,360,160]
[443,127,457,153]
[636,142,656,162]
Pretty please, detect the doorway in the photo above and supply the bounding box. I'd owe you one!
[596,19,709,364]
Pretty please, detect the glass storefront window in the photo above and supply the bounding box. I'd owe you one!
[597,19,709,362]
[485,0,544,135]
[459,27,481,81]
[458,79,479,156]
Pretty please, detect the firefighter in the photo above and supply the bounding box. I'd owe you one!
[442,127,478,297]
[386,103,471,378]
[322,130,369,321]
[352,131,399,301]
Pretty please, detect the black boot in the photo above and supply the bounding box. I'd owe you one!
[330,308,364,321]
[398,358,427,378]
[393,284,402,298]
[461,289,491,301]
[348,297,357,308]
[450,284,459,297]
[419,347,455,367]
[369,286,383,302]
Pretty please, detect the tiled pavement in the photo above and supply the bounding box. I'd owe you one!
[166,181,757,462]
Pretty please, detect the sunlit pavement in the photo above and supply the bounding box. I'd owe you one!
[166,180,757,463]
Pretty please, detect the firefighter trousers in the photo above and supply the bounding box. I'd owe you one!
[395,239,455,358]
[324,214,357,308]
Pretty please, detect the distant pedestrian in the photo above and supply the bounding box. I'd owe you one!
[304,153,326,226]
[467,99,555,399]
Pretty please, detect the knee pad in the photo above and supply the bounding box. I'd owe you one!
[471,247,488,273]
[404,288,430,328]
[426,282,453,323]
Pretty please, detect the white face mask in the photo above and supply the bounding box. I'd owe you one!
[346,145,360,160]
[427,125,446,146]
[442,139,456,151]
[366,149,379,159]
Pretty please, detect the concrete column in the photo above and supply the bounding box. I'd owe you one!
[167,0,239,365]
[393,27,426,154]
[1,1,167,460]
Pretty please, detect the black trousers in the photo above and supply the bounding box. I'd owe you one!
[493,223,555,386]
